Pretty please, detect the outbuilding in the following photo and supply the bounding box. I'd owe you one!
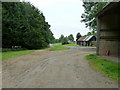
[77,35,96,46]
[77,36,86,46]
[96,2,120,61]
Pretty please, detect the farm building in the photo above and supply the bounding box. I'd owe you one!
[77,35,96,46]
[96,2,120,61]
[77,36,85,46]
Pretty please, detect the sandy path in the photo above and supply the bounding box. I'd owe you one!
[2,46,118,88]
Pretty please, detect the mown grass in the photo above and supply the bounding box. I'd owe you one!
[2,48,27,52]
[1,50,36,60]
[86,54,120,82]
[49,43,70,51]
[63,43,78,46]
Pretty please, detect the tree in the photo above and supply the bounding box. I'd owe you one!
[87,32,91,36]
[91,31,96,36]
[76,33,81,41]
[86,31,96,36]
[50,39,59,43]
[2,2,54,49]
[62,36,68,43]
[59,34,64,43]
[81,2,107,31]
[68,34,74,42]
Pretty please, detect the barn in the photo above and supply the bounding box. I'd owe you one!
[77,35,96,46]
[96,2,120,62]
[77,36,85,46]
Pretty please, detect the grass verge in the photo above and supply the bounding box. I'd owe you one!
[2,48,27,52]
[1,50,36,60]
[63,43,78,46]
[85,54,120,82]
[49,43,70,51]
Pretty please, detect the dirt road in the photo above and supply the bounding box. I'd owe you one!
[2,46,118,88]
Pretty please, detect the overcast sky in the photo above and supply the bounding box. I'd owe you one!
[21,0,90,39]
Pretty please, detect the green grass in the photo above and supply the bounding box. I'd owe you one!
[2,48,27,52]
[1,50,36,60]
[63,43,78,46]
[86,54,120,82]
[49,43,70,51]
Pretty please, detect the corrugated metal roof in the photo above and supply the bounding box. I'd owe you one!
[83,36,89,41]
[77,36,86,41]
[83,35,94,41]
[85,35,94,41]
[77,35,95,41]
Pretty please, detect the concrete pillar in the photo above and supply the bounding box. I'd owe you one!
[96,17,100,55]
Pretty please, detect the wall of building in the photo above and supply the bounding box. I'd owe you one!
[97,5,120,58]
[99,40,119,57]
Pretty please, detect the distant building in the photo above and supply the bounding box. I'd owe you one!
[77,35,96,46]
[96,2,120,60]
[77,36,86,46]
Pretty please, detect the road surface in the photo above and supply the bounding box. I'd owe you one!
[2,46,118,88]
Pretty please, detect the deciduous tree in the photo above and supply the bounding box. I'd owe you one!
[81,2,107,31]
[2,2,54,49]
[68,34,74,42]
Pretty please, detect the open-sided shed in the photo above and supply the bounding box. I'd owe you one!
[96,2,120,59]
[77,35,96,46]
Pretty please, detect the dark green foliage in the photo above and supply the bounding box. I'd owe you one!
[58,34,74,44]
[59,34,64,43]
[68,34,74,42]
[2,2,54,49]
[62,36,68,43]
[58,34,69,43]
[83,31,96,37]
[81,2,108,31]
[76,32,81,41]
[50,39,59,43]
[87,31,96,36]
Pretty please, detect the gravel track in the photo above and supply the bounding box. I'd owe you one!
[2,46,118,88]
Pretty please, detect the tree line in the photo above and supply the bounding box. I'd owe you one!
[2,2,54,49]
[51,34,74,44]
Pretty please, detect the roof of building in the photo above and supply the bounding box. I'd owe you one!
[78,35,95,42]
[85,35,94,41]
[96,2,120,17]
[83,36,89,41]
[77,36,86,41]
